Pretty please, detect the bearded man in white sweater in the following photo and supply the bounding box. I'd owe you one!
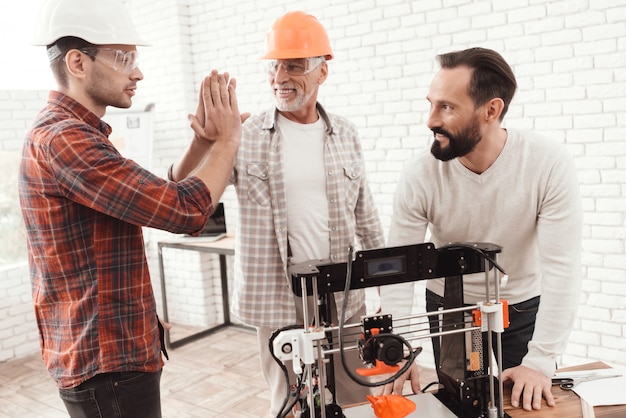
[383,47,582,412]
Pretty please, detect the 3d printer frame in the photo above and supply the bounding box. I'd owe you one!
[272,242,511,418]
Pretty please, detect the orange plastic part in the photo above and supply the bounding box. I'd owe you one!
[472,308,482,327]
[472,299,510,329]
[356,360,401,377]
[366,394,416,418]
[501,299,509,329]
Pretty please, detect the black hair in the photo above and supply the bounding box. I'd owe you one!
[48,37,97,88]
[436,47,517,121]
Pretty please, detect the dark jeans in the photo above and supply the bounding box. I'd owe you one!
[59,371,162,418]
[426,289,539,371]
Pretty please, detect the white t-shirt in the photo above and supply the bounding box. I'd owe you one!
[277,113,330,264]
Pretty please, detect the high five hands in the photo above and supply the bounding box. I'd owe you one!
[188,70,250,143]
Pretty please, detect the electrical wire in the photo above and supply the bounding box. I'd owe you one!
[269,324,307,418]
[438,243,507,276]
[421,381,442,393]
[338,245,422,387]
[270,241,508,415]
[423,243,508,402]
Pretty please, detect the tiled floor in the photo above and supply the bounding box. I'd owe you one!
[0,326,269,418]
[0,325,437,418]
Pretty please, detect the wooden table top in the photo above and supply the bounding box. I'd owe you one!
[503,361,625,418]
[344,361,624,417]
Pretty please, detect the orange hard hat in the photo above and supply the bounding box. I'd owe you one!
[262,11,334,60]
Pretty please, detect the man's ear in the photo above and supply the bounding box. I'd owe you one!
[65,49,89,79]
[485,97,504,124]
[317,62,329,85]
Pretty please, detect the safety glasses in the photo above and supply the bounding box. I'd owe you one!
[80,47,140,74]
[265,56,325,76]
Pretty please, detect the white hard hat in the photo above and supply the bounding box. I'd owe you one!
[33,0,150,46]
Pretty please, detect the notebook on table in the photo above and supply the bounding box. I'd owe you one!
[184,202,227,242]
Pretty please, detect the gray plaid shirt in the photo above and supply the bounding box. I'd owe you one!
[231,104,385,328]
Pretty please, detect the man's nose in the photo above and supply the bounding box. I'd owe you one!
[426,109,440,130]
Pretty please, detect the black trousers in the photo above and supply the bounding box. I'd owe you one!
[426,288,540,371]
[59,370,162,418]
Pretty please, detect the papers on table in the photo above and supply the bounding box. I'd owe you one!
[554,367,626,407]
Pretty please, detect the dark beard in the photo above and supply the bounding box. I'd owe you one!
[430,119,482,161]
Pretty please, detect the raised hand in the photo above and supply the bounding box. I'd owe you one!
[188,77,214,141]
[189,71,249,143]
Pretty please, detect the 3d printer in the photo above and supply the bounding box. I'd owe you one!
[271,242,512,418]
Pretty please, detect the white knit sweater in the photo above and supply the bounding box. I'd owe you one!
[387,128,583,377]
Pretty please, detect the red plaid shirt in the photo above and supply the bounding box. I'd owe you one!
[18,91,213,388]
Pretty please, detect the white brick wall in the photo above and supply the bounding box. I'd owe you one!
[1,0,624,372]
[0,90,48,362]
[0,263,39,362]
[159,246,226,326]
